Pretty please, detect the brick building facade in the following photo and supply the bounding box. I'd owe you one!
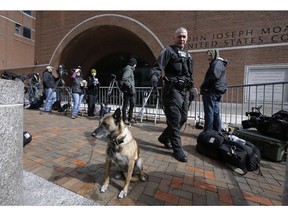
[0,11,36,70]
[2,11,288,88]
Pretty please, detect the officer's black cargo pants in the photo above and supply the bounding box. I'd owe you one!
[159,84,188,152]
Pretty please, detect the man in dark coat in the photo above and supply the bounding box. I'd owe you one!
[86,69,100,117]
[200,49,228,133]
[41,66,57,112]
[121,58,137,124]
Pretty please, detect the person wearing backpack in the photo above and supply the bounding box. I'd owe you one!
[200,49,228,133]
[121,58,137,124]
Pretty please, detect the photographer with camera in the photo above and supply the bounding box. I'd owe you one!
[87,69,100,117]
[55,65,67,87]
[40,65,57,112]
[71,68,87,119]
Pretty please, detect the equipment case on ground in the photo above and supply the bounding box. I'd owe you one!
[233,128,287,162]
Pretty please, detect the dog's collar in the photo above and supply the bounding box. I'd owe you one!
[109,137,125,146]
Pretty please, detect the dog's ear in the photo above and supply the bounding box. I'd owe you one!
[112,108,122,123]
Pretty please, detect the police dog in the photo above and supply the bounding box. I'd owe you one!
[91,108,148,198]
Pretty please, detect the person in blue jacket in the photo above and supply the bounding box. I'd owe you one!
[200,49,228,133]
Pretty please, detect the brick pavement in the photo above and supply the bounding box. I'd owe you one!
[23,109,286,206]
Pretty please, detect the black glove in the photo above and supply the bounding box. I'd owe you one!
[151,74,158,88]
[189,87,197,101]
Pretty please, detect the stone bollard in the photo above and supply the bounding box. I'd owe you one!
[0,79,24,205]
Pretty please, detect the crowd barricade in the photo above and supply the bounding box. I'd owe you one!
[85,81,288,126]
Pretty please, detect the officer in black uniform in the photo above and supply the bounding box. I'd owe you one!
[150,27,196,162]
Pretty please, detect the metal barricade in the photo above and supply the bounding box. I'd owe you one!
[98,81,288,127]
[55,86,72,115]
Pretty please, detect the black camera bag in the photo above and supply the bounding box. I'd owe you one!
[23,131,32,147]
[196,130,224,160]
[196,130,261,175]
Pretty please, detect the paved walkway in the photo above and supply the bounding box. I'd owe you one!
[23,108,286,206]
[23,170,98,206]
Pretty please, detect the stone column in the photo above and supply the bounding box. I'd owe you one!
[0,79,24,205]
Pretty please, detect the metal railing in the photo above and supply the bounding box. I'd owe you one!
[195,81,288,126]
[220,81,288,126]
[59,81,288,127]
[98,86,164,119]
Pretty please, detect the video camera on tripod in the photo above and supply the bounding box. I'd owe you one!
[245,105,262,118]
[242,105,263,129]
[243,105,288,140]
[54,65,69,87]
[56,65,68,78]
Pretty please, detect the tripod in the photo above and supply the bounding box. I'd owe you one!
[137,86,160,124]
[107,74,123,108]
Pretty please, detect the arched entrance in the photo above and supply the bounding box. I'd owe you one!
[49,14,163,86]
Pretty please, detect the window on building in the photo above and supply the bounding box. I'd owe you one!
[23,11,32,16]
[23,26,31,39]
[15,23,21,35]
[244,64,288,103]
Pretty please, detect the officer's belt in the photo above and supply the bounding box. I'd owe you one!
[163,76,190,91]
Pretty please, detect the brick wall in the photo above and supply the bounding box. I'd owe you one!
[33,11,288,88]
[0,11,35,70]
[3,11,288,88]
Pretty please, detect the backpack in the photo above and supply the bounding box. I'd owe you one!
[118,80,128,92]
[196,130,261,175]
[117,67,133,94]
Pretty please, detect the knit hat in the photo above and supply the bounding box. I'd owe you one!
[207,49,219,61]
[91,69,97,73]
[128,58,137,66]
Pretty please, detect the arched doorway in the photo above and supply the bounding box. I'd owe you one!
[49,14,163,87]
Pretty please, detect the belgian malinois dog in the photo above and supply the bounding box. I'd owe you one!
[91,108,148,198]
